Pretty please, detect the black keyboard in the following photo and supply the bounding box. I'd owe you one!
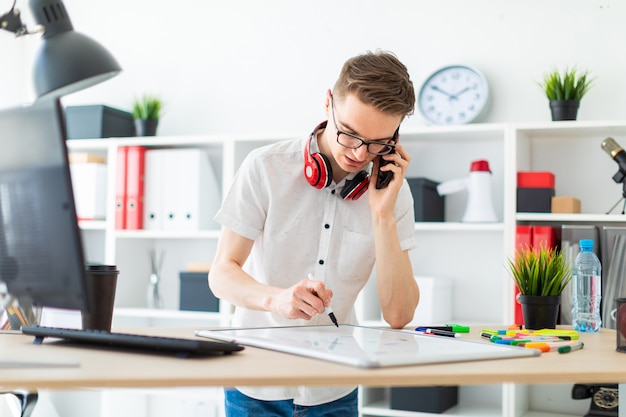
[21,325,244,358]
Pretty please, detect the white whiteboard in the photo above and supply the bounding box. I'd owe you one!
[195,324,539,368]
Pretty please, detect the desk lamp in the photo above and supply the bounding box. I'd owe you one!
[0,0,121,325]
[0,0,121,98]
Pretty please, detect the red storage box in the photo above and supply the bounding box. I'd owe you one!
[517,172,555,189]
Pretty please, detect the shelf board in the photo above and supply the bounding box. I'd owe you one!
[115,229,221,239]
[402,122,507,143]
[514,119,626,137]
[361,399,502,417]
[65,132,302,149]
[114,307,220,321]
[78,220,107,230]
[415,222,504,232]
[516,213,626,223]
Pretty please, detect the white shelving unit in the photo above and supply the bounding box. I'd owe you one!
[61,120,626,417]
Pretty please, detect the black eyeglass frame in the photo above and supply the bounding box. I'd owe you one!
[331,98,398,156]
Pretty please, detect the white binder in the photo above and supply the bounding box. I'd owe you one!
[143,148,221,231]
[143,150,166,230]
[70,162,108,220]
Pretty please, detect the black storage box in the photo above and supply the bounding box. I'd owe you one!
[179,272,220,312]
[390,386,458,413]
[407,177,445,222]
[65,105,135,139]
[517,187,555,213]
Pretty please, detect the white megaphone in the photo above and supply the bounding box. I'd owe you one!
[436,160,497,222]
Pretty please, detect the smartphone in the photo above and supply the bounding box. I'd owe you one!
[375,133,398,189]
[375,149,395,189]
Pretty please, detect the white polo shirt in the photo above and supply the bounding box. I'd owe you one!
[214,134,416,406]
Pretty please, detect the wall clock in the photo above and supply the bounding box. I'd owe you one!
[417,65,490,125]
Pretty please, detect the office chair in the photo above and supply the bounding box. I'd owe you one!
[0,390,38,417]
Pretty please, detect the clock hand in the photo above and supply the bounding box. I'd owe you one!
[450,86,471,100]
[430,85,455,98]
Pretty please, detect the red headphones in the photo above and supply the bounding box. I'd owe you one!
[303,121,369,200]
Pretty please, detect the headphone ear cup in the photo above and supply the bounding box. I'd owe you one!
[313,152,332,189]
[305,152,332,189]
[304,129,333,189]
[340,170,370,200]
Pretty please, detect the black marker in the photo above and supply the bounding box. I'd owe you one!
[308,273,338,327]
[415,327,459,338]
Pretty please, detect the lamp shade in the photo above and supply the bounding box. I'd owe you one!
[29,0,121,98]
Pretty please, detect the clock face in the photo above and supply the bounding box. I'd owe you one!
[418,65,489,125]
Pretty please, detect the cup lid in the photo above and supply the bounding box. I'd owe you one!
[85,263,118,272]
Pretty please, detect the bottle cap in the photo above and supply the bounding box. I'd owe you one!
[470,160,491,172]
[579,239,594,249]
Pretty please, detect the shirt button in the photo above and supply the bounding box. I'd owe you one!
[324,224,330,229]
[331,189,336,194]
[318,259,324,265]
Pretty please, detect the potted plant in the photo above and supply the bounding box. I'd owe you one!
[507,243,573,329]
[539,67,594,121]
[132,94,163,136]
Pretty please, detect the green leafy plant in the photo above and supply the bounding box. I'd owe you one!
[132,94,162,120]
[507,243,572,296]
[539,67,594,101]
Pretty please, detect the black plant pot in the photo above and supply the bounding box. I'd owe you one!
[549,100,579,121]
[135,119,159,136]
[519,294,561,330]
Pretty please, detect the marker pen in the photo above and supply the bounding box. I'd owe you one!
[558,342,584,354]
[415,328,460,338]
[416,325,470,333]
[308,273,338,327]
[519,341,577,353]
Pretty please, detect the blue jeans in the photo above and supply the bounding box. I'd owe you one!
[224,388,358,417]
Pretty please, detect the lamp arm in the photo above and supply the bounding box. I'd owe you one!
[0,6,28,36]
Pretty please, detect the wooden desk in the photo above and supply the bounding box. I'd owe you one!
[0,327,623,391]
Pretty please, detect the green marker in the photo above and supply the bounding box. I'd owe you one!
[558,342,584,354]
[444,324,470,333]
[417,324,469,333]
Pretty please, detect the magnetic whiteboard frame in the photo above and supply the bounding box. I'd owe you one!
[195,324,539,368]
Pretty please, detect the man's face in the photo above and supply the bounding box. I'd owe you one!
[323,93,401,179]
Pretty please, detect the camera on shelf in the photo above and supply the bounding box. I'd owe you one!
[572,384,619,417]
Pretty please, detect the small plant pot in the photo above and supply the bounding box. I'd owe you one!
[135,119,159,136]
[519,294,561,330]
[549,100,579,121]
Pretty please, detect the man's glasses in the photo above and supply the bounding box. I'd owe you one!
[331,98,397,156]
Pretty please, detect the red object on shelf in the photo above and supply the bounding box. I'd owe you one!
[514,225,533,326]
[517,171,555,189]
[470,160,491,172]
[115,147,128,230]
[125,146,146,230]
[532,225,557,249]
[512,225,559,326]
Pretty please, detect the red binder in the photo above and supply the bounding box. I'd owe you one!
[125,146,146,230]
[514,225,533,326]
[115,147,128,230]
[532,225,556,250]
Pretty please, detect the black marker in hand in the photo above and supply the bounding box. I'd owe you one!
[308,273,338,327]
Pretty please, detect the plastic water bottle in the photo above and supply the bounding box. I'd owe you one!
[572,239,602,332]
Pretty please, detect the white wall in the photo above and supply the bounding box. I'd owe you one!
[0,0,624,136]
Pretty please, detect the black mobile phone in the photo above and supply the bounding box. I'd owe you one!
[375,150,395,189]
[375,133,398,189]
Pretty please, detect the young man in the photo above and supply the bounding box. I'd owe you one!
[209,50,419,417]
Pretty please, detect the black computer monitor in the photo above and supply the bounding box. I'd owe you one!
[0,98,89,313]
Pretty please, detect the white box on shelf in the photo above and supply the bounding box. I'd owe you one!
[408,276,453,325]
[70,162,108,220]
